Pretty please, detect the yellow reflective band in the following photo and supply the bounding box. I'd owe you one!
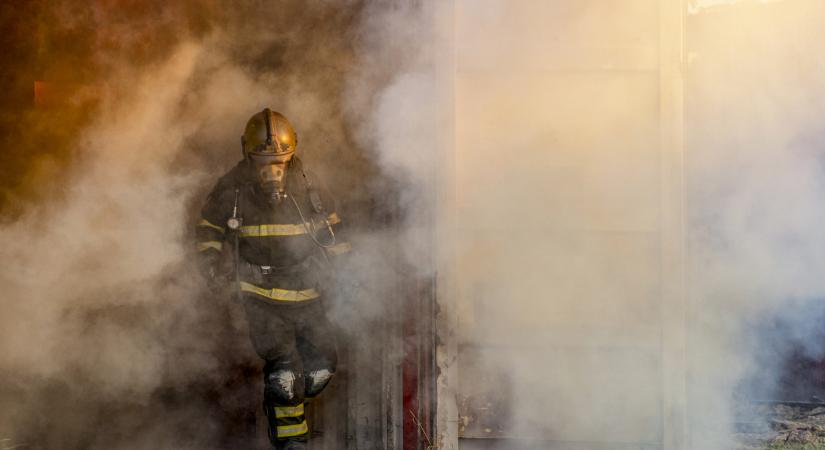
[239,223,307,237]
[239,213,341,238]
[197,218,225,233]
[239,281,320,302]
[277,420,308,438]
[197,241,222,252]
[275,404,305,418]
[326,241,352,256]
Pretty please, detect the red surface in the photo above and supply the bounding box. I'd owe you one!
[402,277,435,450]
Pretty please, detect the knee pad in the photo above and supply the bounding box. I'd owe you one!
[304,368,335,398]
[265,368,303,405]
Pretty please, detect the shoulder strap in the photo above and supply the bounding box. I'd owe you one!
[299,166,327,215]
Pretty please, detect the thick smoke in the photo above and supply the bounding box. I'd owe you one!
[0,1,408,448]
[688,1,825,448]
[445,1,666,446]
[435,1,825,450]
[4,1,823,450]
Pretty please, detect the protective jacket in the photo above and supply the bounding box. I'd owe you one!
[195,157,351,303]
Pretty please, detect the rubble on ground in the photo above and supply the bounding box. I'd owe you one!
[737,403,825,449]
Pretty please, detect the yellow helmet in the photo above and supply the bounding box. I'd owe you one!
[241,108,297,163]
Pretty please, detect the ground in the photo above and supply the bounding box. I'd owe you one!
[737,404,825,450]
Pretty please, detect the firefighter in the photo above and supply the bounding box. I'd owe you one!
[195,109,352,450]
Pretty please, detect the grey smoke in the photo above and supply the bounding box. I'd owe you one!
[4,2,825,450]
[0,1,409,448]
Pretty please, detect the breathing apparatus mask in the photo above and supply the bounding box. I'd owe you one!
[250,152,291,201]
[241,108,298,203]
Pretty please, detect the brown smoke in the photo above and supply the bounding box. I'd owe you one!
[7,2,825,450]
[0,1,406,448]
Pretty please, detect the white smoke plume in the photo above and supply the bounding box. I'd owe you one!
[402,1,825,450]
[687,2,825,448]
[4,1,825,450]
[0,1,410,448]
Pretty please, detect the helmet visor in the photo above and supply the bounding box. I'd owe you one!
[248,151,293,165]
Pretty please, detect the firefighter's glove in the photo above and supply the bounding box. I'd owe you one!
[198,251,229,294]
[205,266,233,295]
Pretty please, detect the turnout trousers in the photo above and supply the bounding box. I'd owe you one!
[242,295,338,446]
